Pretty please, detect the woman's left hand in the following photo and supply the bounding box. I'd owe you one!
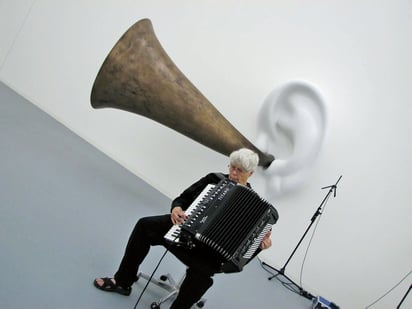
[260,231,272,249]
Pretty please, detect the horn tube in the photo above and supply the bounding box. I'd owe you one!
[91,18,274,168]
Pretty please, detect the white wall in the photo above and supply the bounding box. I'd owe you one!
[1,1,411,308]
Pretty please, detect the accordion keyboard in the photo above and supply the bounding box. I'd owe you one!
[164,184,215,245]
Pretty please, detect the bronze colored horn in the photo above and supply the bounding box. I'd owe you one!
[91,18,274,168]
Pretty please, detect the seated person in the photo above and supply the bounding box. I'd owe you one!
[94,148,272,309]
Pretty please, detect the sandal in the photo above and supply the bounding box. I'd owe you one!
[93,277,132,296]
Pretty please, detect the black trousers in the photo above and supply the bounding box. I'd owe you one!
[114,214,223,309]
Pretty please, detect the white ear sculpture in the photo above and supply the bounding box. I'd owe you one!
[255,82,327,198]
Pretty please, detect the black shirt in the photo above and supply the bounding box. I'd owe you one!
[171,172,251,212]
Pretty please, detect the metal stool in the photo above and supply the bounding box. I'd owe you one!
[136,271,206,309]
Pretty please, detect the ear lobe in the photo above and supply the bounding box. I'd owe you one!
[255,81,327,197]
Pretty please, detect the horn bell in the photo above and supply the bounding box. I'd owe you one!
[91,18,274,168]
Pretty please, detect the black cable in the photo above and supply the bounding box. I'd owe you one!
[259,177,342,301]
[299,192,331,288]
[365,270,411,308]
[133,246,171,309]
[133,233,181,309]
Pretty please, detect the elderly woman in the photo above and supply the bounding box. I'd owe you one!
[94,148,272,309]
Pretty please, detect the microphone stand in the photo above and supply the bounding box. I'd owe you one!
[264,175,343,300]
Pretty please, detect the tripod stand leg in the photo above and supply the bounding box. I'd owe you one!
[397,284,411,309]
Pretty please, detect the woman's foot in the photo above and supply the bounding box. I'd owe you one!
[93,277,132,296]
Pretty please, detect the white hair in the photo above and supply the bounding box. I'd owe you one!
[229,148,259,173]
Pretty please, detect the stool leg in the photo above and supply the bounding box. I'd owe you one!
[170,270,213,309]
[136,272,181,307]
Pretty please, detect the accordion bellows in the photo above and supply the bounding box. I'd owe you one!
[165,179,279,273]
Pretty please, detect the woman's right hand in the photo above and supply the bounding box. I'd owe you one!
[171,206,187,225]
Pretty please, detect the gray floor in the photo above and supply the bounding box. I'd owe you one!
[0,81,313,308]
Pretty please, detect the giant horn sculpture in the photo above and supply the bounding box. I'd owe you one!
[91,18,274,168]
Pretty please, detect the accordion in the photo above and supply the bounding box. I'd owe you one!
[165,179,279,273]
